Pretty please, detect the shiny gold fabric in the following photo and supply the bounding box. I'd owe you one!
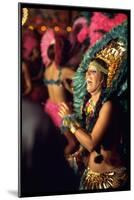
[80,167,128,190]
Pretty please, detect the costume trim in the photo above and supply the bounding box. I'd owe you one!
[79,167,128,190]
[89,60,108,74]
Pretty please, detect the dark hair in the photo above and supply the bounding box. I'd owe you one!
[47,44,55,61]
[74,23,83,34]
[47,36,71,66]
[92,57,108,70]
[58,37,71,66]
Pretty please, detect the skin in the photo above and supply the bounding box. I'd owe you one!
[44,61,74,104]
[59,62,124,173]
[85,64,103,96]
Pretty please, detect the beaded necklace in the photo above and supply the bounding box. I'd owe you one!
[83,91,105,133]
[84,98,96,117]
[83,92,106,163]
[84,98,96,131]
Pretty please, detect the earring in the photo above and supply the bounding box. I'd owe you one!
[102,79,106,88]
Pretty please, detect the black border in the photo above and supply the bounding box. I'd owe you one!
[20,2,130,13]
[18,2,131,197]
[18,2,21,198]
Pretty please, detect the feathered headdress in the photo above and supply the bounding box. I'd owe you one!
[95,39,126,87]
[73,20,128,119]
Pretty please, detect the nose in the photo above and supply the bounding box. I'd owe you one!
[86,71,91,79]
[85,72,88,79]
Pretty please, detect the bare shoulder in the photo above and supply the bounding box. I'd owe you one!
[102,101,113,109]
[99,101,113,116]
[62,66,74,73]
[61,66,75,79]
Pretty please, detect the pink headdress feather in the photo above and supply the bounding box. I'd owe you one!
[88,12,127,47]
[77,27,89,43]
[73,17,88,29]
[40,29,55,67]
[69,16,88,45]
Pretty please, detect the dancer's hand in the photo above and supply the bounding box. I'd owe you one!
[58,102,72,118]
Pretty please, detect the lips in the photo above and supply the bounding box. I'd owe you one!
[86,79,92,84]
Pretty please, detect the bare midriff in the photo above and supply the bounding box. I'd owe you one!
[44,65,67,104]
[47,84,66,104]
[88,145,123,173]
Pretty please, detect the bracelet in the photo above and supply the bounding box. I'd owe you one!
[69,122,80,135]
[62,118,70,127]
[62,114,74,127]
[62,114,80,134]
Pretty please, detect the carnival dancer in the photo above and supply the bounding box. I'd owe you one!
[41,30,78,155]
[59,21,129,190]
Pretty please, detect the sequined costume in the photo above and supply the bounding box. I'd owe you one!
[79,167,128,190]
[43,69,62,127]
[44,99,62,127]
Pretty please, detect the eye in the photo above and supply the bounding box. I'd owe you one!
[91,70,97,74]
[89,70,97,75]
[86,69,97,76]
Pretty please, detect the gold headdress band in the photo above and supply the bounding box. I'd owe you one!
[89,60,108,74]
[95,39,126,87]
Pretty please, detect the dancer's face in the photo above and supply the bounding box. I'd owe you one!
[86,63,104,94]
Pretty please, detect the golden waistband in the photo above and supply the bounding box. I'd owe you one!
[80,167,128,190]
